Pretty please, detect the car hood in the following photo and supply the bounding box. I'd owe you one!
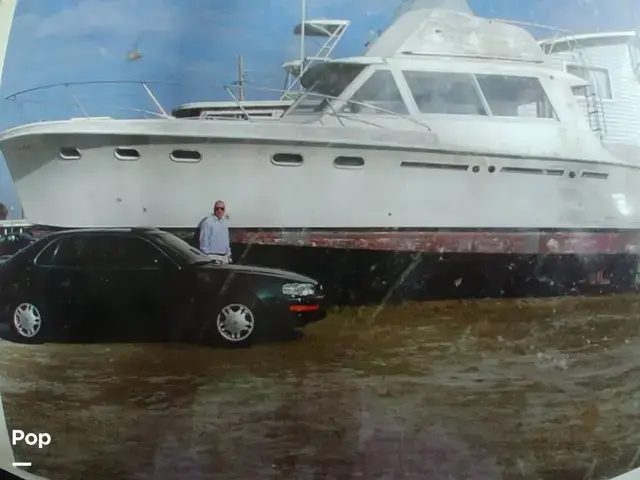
[196,262,318,284]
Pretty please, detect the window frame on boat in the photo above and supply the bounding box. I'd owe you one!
[338,68,411,116]
[401,70,490,116]
[399,69,559,121]
[284,57,562,124]
[474,73,559,120]
[286,62,419,120]
[283,60,373,116]
[564,63,613,100]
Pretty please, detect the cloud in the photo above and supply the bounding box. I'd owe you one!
[307,0,398,17]
[519,0,639,33]
[14,0,315,48]
[17,0,180,38]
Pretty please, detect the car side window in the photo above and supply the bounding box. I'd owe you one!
[110,236,169,269]
[34,235,170,269]
[36,236,110,268]
[34,239,61,266]
[57,236,102,267]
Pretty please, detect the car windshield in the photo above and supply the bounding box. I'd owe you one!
[150,231,211,263]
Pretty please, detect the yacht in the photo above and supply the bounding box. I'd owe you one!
[1,0,640,258]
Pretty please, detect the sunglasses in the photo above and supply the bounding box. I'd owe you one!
[215,206,225,211]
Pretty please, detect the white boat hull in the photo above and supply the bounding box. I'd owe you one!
[2,119,640,232]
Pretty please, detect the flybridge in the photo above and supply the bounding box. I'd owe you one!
[365,2,548,64]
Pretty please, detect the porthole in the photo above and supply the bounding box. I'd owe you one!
[488,165,496,173]
[114,147,140,161]
[171,149,201,163]
[334,156,364,169]
[581,171,608,180]
[568,171,576,178]
[59,147,81,160]
[271,153,303,166]
[472,165,480,173]
[401,161,467,171]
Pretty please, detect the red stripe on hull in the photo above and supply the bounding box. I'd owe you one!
[231,230,640,255]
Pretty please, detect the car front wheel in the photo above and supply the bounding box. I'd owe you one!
[209,296,261,347]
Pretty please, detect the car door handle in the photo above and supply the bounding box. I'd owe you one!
[60,280,71,288]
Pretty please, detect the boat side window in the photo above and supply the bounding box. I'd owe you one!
[342,70,408,115]
[402,71,488,115]
[565,64,613,100]
[475,74,558,119]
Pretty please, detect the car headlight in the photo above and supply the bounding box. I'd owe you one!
[282,283,315,296]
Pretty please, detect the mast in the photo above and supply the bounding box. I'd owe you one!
[236,54,245,101]
[299,0,306,91]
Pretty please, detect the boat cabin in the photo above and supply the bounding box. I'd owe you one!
[283,56,585,123]
[278,6,623,164]
[282,8,590,132]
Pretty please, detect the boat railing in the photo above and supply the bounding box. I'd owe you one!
[5,80,177,121]
[316,95,432,131]
[487,18,593,60]
[0,219,33,231]
[4,80,432,131]
[487,18,573,37]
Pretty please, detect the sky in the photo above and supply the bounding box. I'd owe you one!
[0,0,638,217]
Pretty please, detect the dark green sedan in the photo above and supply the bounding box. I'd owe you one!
[0,227,326,347]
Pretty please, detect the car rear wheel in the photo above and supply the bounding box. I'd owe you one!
[10,301,48,343]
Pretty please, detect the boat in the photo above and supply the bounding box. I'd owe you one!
[2,0,639,236]
[3,0,640,299]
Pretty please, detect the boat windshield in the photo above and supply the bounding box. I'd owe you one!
[285,63,367,115]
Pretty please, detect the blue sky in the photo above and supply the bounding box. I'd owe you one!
[0,0,638,217]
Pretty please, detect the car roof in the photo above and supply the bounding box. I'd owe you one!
[45,227,162,239]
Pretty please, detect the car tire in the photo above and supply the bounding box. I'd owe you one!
[206,295,262,348]
[9,300,49,343]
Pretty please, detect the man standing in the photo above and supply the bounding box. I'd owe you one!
[199,200,232,264]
